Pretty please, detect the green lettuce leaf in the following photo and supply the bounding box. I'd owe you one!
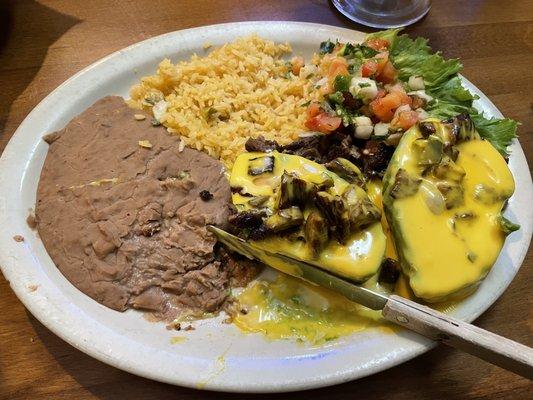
[390,36,462,87]
[365,29,400,45]
[425,76,477,119]
[363,30,518,155]
[470,114,519,155]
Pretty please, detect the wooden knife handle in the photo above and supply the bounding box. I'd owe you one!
[382,294,533,379]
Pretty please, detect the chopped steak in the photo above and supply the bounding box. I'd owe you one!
[36,96,256,320]
[279,133,394,179]
[280,134,330,162]
[244,135,279,153]
[361,140,395,178]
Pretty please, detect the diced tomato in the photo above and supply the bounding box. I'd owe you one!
[376,61,398,84]
[375,88,387,100]
[370,96,400,122]
[306,102,321,118]
[391,110,419,130]
[305,112,342,133]
[361,60,378,77]
[365,38,390,51]
[305,103,341,133]
[328,57,349,79]
[370,90,412,122]
[374,51,389,73]
[291,56,304,75]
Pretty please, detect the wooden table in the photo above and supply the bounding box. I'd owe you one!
[0,0,531,398]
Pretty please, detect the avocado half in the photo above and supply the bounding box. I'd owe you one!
[382,116,516,302]
[230,151,387,282]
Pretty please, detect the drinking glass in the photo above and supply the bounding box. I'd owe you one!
[331,0,431,28]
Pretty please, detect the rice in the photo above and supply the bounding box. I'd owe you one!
[128,35,315,168]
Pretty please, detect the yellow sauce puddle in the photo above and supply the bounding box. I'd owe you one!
[234,274,386,344]
[170,336,187,344]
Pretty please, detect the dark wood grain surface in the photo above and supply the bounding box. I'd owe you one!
[0,0,531,398]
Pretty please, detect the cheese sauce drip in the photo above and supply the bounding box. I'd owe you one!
[234,274,385,344]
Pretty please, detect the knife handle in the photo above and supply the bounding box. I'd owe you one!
[382,294,533,379]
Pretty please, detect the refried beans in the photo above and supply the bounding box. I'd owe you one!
[35,96,257,320]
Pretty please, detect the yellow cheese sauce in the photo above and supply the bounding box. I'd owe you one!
[390,133,515,301]
[231,151,349,211]
[256,224,385,281]
[233,274,386,344]
[230,151,386,281]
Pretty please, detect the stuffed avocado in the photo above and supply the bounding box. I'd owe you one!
[382,115,517,302]
[229,151,387,282]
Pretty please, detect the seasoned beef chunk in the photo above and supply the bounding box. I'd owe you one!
[245,135,279,152]
[361,140,395,178]
[281,135,330,162]
[378,258,401,284]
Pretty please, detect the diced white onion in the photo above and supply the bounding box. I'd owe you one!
[354,116,372,126]
[408,90,433,103]
[152,100,168,122]
[315,77,328,88]
[354,125,373,139]
[420,181,446,215]
[349,77,378,103]
[408,75,425,90]
[416,108,429,119]
[374,122,390,136]
[299,64,318,79]
[299,131,320,138]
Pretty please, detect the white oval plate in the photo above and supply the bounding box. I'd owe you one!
[0,22,531,393]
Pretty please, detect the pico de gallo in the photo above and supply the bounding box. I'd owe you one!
[293,37,433,143]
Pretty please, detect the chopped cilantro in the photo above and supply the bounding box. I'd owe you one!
[327,91,344,105]
[319,39,335,54]
[348,61,362,74]
[334,75,351,92]
[337,42,357,56]
[360,45,379,58]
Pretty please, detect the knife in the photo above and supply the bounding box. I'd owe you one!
[208,225,533,379]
